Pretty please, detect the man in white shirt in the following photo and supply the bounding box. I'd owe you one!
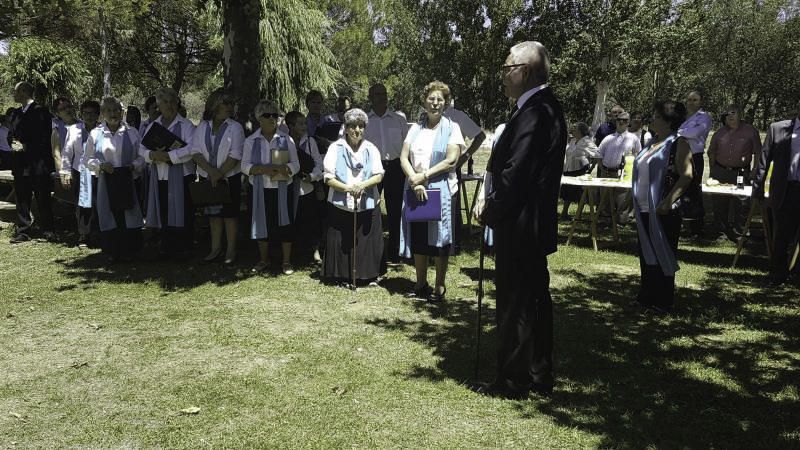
[678,90,713,237]
[364,83,409,262]
[596,112,641,177]
[628,112,652,150]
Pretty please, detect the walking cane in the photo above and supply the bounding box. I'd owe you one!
[351,193,360,292]
[475,226,485,380]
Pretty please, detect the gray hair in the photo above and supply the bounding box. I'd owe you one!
[155,87,179,104]
[253,99,281,119]
[509,41,550,84]
[100,97,122,112]
[576,122,590,137]
[343,108,368,126]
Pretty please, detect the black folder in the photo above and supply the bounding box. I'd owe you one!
[141,122,188,151]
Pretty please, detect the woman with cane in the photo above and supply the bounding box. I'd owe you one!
[321,108,385,287]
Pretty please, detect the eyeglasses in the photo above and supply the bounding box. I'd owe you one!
[501,63,526,74]
[260,112,281,119]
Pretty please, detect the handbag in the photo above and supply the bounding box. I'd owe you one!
[104,167,134,210]
[189,179,231,206]
[404,188,442,222]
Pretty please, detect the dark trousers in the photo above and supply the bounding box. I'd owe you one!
[493,228,553,391]
[156,175,195,254]
[710,163,749,233]
[13,172,54,235]
[379,158,404,261]
[771,181,800,280]
[637,212,682,310]
[686,153,706,235]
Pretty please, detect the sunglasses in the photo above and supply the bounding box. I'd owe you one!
[260,112,281,119]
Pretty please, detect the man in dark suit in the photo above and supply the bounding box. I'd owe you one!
[474,41,567,399]
[752,101,800,285]
[9,82,55,243]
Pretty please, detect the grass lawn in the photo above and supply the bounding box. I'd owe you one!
[1,163,798,447]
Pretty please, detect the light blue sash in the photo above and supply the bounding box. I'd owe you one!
[94,127,143,232]
[203,120,229,215]
[78,124,94,208]
[399,117,454,257]
[632,134,679,276]
[250,135,291,239]
[145,121,186,228]
[329,141,375,210]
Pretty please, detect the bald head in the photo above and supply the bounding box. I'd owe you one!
[13,82,34,104]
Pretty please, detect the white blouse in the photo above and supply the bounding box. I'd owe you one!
[404,121,465,194]
[190,118,245,178]
[241,129,300,189]
[60,121,88,174]
[323,138,385,211]
[84,123,145,175]
[293,135,324,196]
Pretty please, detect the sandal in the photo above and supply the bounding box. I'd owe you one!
[428,287,446,303]
[405,284,432,299]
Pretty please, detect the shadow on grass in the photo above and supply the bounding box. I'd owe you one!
[368,232,800,447]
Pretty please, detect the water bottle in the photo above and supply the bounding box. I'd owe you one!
[467,156,474,175]
[736,167,745,190]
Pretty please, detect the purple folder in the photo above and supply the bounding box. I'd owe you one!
[404,188,442,222]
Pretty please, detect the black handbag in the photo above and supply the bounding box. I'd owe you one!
[104,167,134,210]
[189,179,231,206]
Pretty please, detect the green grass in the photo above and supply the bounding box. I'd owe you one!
[1,164,799,447]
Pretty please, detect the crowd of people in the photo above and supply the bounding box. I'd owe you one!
[2,39,798,400]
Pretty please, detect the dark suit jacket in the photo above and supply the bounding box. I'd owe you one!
[752,118,797,210]
[484,87,567,256]
[10,102,54,176]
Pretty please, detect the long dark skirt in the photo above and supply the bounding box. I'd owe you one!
[200,173,242,219]
[294,192,321,248]
[560,165,590,203]
[156,175,194,254]
[99,208,143,260]
[322,204,386,282]
[254,186,294,243]
[637,212,682,310]
[409,194,457,257]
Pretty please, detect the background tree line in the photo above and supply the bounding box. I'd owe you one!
[2,0,799,130]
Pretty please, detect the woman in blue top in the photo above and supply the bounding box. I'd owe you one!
[631,100,694,314]
[399,81,465,302]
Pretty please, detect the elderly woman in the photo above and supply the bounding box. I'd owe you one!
[560,122,598,219]
[242,100,300,274]
[191,89,245,265]
[631,100,693,314]
[322,108,386,285]
[83,97,145,261]
[140,87,196,259]
[399,81,465,302]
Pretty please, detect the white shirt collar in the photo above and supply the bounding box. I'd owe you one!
[21,99,34,113]
[516,84,549,110]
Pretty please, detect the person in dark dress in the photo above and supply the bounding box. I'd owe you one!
[475,41,567,399]
[321,108,386,285]
[9,82,55,243]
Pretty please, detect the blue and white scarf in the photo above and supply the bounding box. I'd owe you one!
[145,120,186,228]
[93,125,144,232]
[329,140,375,211]
[250,134,292,239]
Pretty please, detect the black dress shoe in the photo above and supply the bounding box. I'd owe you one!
[469,382,529,400]
[10,233,30,244]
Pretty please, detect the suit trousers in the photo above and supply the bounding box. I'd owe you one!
[493,228,554,391]
[685,153,706,234]
[709,164,749,233]
[14,172,54,235]
[770,181,800,279]
[379,158,404,261]
[637,212,682,310]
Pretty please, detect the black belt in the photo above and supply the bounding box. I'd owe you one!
[714,162,746,171]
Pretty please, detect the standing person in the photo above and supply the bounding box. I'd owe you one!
[51,97,78,174]
[8,82,55,243]
[707,105,762,239]
[140,87,196,259]
[752,101,800,286]
[321,108,386,285]
[594,104,624,146]
[474,41,566,399]
[364,83,409,264]
[677,90,713,237]
[126,106,142,131]
[629,112,652,150]
[139,96,159,135]
[399,81,465,302]
[60,100,101,246]
[242,100,299,275]
[560,122,597,220]
[83,97,145,262]
[0,111,14,169]
[285,110,324,263]
[191,89,245,265]
[631,101,692,315]
[596,112,642,177]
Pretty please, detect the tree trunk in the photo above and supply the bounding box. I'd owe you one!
[222,0,262,131]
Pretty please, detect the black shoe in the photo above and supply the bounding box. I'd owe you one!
[405,284,432,299]
[428,286,446,303]
[10,233,30,244]
[469,382,529,400]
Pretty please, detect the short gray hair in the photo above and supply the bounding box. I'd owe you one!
[253,99,281,119]
[100,97,122,112]
[509,41,550,84]
[155,87,179,104]
[576,122,590,137]
[343,108,368,126]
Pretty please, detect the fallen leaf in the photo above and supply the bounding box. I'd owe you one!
[356,347,364,352]
[70,361,89,369]
[28,307,34,312]
[9,412,26,421]
[179,406,201,415]
[6,312,15,318]
[88,323,103,330]
[331,386,347,396]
